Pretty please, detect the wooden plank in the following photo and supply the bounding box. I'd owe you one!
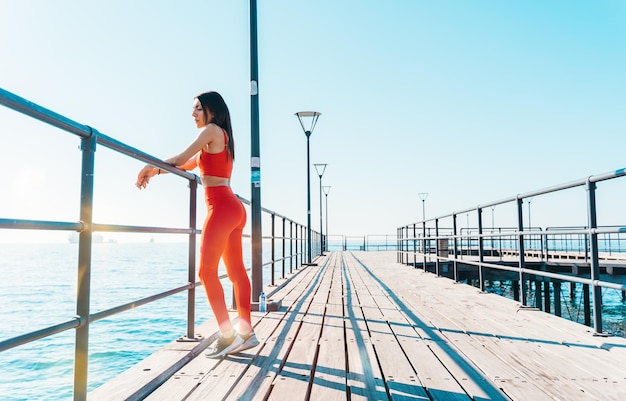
[344,253,431,401]
[309,302,347,400]
[266,263,332,400]
[353,251,626,401]
[310,258,348,401]
[345,303,388,400]
[383,307,472,401]
[88,319,223,401]
[370,257,588,400]
[342,252,389,400]
[224,310,304,400]
[398,271,626,399]
[187,264,330,401]
[348,252,533,401]
[134,263,326,401]
[227,260,334,400]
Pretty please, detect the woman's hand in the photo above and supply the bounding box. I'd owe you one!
[136,165,156,189]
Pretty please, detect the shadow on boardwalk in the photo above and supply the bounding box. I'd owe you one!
[90,251,626,401]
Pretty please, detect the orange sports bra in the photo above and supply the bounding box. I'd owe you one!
[197,131,233,179]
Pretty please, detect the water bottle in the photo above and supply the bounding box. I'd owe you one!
[259,291,267,313]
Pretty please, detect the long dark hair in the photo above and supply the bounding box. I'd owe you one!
[196,91,234,160]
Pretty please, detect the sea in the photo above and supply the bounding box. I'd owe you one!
[0,241,281,401]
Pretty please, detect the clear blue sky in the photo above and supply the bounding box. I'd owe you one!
[1,0,625,243]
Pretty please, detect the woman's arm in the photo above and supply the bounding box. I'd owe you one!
[164,124,218,166]
[136,124,218,189]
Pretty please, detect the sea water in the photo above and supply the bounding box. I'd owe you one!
[0,241,281,401]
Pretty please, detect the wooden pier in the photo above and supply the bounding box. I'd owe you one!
[89,251,626,401]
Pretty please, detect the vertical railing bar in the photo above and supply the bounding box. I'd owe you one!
[282,217,286,279]
[271,213,276,286]
[586,180,603,334]
[187,179,198,339]
[477,207,484,292]
[413,224,417,267]
[517,197,527,306]
[422,220,427,271]
[453,214,458,282]
[435,219,440,276]
[73,128,96,401]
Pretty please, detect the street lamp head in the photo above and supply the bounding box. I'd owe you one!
[314,163,327,177]
[295,111,321,137]
[418,192,429,201]
[323,185,331,196]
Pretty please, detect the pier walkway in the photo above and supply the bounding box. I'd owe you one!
[90,251,626,401]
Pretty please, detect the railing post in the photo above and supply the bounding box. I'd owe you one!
[290,221,294,274]
[422,220,427,271]
[271,213,276,285]
[517,197,527,305]
[296,224,300,267]
[300,224,304,263]
[435,219,440,276]
[282,217,286,278]
[412,224,417,267]
[586,179,603,333]
[452,213,458,282]
[478,207,484,292]
[187,179,198,339]
[397,228,400,262]
[73,129,96,401]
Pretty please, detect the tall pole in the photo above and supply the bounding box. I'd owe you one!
[418,192,428,222]
[418,192,428,254]
[295,111,320,265]
[249,0,263,302]
[323,186,331,248]
[314,164,327,254]
[306,132,312,264]
[319,174,323,253]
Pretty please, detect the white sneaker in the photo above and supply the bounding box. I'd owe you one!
[232,332,260,353]
[205,333,244,358]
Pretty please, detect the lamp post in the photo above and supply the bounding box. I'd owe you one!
[323,185,331,251]
[249,0,263,308]
[527,197,533,229]
[418,192,428,221]
[295,111,321,265]
[418,192,428,254]
[314,163,327,254]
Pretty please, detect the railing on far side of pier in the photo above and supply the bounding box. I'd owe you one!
[397,168,626,336]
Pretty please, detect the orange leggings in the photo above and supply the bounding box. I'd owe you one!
[199,186,251,332]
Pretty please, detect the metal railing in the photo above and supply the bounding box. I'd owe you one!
[0,87,320,401]
[398,168,626,335]
[326,234,398,251]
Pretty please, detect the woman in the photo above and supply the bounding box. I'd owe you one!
[136,91,258,358]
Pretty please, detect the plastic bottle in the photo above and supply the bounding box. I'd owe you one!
[259,291,267,313]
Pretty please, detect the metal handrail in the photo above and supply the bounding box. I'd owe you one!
[397,167,626,336]
[0,87,319,401]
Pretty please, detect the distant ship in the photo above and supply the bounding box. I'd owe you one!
[67,233,104,243]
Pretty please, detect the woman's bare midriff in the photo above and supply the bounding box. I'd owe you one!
[201,175,230,187]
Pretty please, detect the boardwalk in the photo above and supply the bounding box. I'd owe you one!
[90,251,626,401]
